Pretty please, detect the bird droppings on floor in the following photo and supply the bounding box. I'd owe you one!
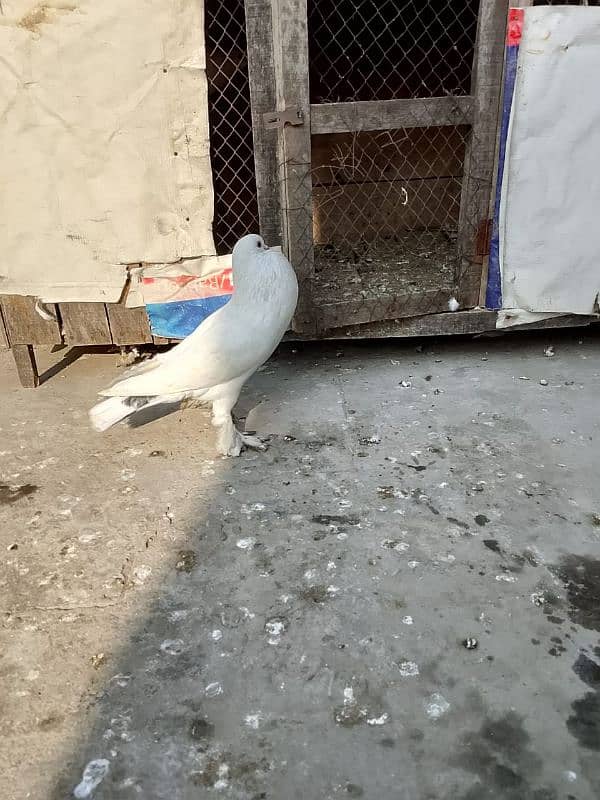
[1,332,600,799]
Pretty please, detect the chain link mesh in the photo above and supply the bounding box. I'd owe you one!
[205,0,259,256]
[307,0,479,329]
[308,0,479,103]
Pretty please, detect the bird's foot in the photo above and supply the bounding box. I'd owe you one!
[240,432,267,452]
[217,427,267,457]
[218,428,242,457]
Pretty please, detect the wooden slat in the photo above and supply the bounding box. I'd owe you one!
[287,310,599,341]
[315,288,452,331]
[313,177,461,244]
[106,304,152,345]
[271,0,315,333]
[59,302,112,344]
[0,295,62,345]
[457,0,509,308]
[311,96,475,136]
[0,306,8,350]
[152,336,179,345]
[11,345,39,388]
[321,309,499,339]
[244,0,282,247]
[312,127,466,186]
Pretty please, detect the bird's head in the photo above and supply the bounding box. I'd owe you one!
[232,234,269,267]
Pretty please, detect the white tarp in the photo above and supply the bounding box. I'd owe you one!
[0,0,216,303]
[499,6,600,326]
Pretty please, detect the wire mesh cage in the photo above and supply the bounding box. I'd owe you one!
[307,0,481,326]
[205,0,259,255]
[308,0,478,103]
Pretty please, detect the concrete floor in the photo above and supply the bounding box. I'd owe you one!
[1,332,599,800]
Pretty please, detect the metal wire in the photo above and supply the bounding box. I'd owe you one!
[307,0,479,327]
[308,0,479,103]
[205,0,259,255]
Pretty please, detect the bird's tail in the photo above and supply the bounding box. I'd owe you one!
[89,397,137,432]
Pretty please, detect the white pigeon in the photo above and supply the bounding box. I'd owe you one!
[89,234,298,456]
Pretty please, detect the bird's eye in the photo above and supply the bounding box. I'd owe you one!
[257,241,262,248]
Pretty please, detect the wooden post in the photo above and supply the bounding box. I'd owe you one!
[11,345,39,388]
[244,0,282,248]
[457,0,509,308]
[271,0,315,333]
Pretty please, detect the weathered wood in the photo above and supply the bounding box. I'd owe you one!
[244,0,282,247]
[152,336,177,345]
[457,0,509,309]
[315,288,453,331]
[0,307,8,350]
[59,303,112,344]
[311,96,475,136]
[285,311,597,341]
[271,0,315,333]
[106,304,152,345]
[312,127,466,186]
[284,309,497,339]
[0,295,62,345]
[313,177,461,244]
[11,345,39,388]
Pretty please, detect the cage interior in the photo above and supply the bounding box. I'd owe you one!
[308,0,479,312]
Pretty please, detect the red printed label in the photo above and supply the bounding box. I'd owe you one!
[506,8,524,46]
[142,268,234,303]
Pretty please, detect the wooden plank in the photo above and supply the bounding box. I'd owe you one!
[314,288,453,331]
[0,306,8,350]
[322,309,499,339]
[0,295,62,345]
[286,311,597,341]
[285,309,497,339]
[457,0,509,309]
[244,0,282,247]
[11,345,39,388]
[311,96,475,136]
[152,336,179,345]
[106,304,152,345]
[312,127,466,186]
[59,302,112,344]
[313,177,461,245]
[271,0,315,333]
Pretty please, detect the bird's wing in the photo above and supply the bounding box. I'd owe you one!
[99,305,259,398]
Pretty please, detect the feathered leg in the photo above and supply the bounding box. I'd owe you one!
[211,394,266,457]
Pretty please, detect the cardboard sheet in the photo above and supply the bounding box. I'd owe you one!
[0,0,215,303]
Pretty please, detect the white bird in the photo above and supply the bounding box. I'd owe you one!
[89,234,298,456]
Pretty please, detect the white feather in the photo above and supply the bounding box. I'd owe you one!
[89,397,134,432]
[98,241,297,399]
[90,235,298,453]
